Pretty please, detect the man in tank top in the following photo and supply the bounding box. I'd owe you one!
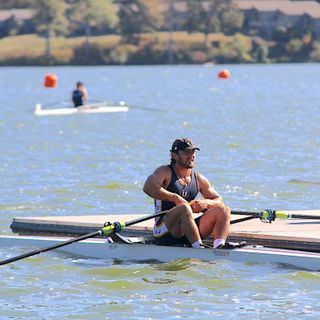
[143,138,230,249]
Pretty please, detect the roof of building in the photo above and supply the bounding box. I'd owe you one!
[0,9,34,23]
[235,0,320,18]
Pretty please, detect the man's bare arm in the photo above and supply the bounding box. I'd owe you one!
[143,166,175,202]
[143,166,188,205]
[190,173,224,212]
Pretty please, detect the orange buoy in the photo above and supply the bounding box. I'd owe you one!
[44,73,58,88]
[218,69,230,79]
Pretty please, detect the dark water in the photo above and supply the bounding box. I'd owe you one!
[0,65,319,319]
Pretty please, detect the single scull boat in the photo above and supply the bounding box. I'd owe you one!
[0,234,319,271]
[35,101,129,116]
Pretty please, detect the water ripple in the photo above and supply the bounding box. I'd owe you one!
[1,65,320,318]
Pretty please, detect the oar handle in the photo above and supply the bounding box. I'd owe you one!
[99,210,168,234]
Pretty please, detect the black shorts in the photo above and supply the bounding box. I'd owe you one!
[154,216,201,246]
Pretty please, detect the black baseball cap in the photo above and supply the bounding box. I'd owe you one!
[170,138,200,152]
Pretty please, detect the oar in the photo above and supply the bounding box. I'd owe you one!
[0,210,167,267]
[231,209,320,223]
[129,104,165,113]
[43,100,70,108]
[88,99,164,112]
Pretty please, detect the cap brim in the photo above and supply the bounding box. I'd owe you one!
[184,146,200,151]
[170,145,200,152]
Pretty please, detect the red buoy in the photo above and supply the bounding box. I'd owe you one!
[218,69,230,79]
[44,74,58,88]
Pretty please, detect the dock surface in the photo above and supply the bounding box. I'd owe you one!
[10,210,320,250]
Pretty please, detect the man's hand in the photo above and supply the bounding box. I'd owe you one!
[189,199,208,213]
[172,194,189,206]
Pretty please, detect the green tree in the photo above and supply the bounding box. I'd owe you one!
[251,38,269,63]
[68,0,118,38]
[31,0,68,64]
[214,33,252,63]
[0,0,35,8]
[140,0,163,28]
[286,39,303,55]
[184,0,210,47]
[221,1,244,34]
[207,0,244,35]
[184,0,206,33]
[67,0,118,60]
[310,41,320,62]
[117,0,157,44]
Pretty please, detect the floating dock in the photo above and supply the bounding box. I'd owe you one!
[10,210,320,252]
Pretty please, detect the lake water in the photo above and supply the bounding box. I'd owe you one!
[0,64,319,319]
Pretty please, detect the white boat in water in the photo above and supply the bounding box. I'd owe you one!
[1,234,320,271]
[35,101,129,116]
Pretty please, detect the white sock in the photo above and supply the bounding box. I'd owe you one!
[213,239,225,248]
[192,239,204,248]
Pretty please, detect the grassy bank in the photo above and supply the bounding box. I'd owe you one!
[0,32,266,65]
[0,34,121,65]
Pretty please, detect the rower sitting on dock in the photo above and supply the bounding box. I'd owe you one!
[143,137,230,249]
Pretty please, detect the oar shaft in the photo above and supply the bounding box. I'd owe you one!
[287,214,320,220]
[0,210,168,266]
[130,105,164,112]
[230,216,256,224]
[231,211,261,218]
[232,210,320,220]
[0,230,102,266]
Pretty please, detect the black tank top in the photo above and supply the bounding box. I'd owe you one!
[72,89,83,107]
[154,165,199,215]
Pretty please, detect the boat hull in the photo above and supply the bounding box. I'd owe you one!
[1,235,320,271]
[35,103,129,116]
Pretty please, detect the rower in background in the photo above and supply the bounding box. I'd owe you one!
[72,81,88,107]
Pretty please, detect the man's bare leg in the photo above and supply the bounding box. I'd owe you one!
[198,204,230,247]
[164,203,202,246]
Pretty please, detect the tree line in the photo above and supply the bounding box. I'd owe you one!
[1,1,244,41]
[1,0,320,65]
